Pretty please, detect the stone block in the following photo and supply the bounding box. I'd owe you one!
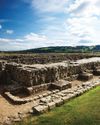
[62,96,70,102]
[78,72,93,81]
[51,80,72,90]
[4,92,33,104]
[48,102,56,110]
[93,69,100,76]
[53,99,64,106]
[26,87,33,95]
[33,96,39,100]
[56,92,66,97]
[38,95,43,99]
[42,92,48,97]
[33,105,48,114]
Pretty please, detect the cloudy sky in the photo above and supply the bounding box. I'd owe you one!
[0,0,100,51]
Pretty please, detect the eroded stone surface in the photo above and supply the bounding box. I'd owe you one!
[3,57,100,87]
[51,80,72,90]
[78,72,93,81]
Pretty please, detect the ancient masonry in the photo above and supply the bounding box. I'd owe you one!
[0,57,100,123]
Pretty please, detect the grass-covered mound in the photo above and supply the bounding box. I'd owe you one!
[16,86,100,125]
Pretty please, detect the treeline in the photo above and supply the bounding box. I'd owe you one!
[21,45,100,53]
[0,45,100,53]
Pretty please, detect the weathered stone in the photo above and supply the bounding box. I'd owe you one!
[33,105,48,114]
[78,72,93,81]
[0,57,100,125]
[38,95,43,98]
[51,94,60,99]
[3,57,100,89]
[53,99,64,106]
[47,91,52,95]
[4,92,33,104]
[62,96,70,102]
[13,118,21,122]
[48,102,56,110]
[51,80,72,90]
[26,87,33,95]
[42,92,48,97]
[34,96,39,100]
[93,69,100,75]
[52,89,59,94]
[56,92,66,97]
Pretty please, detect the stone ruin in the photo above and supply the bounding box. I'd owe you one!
[0,57,100,124]
[0,58,100,97]
[0,53,99,64]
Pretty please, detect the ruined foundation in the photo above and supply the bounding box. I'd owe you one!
[0,57,100,124]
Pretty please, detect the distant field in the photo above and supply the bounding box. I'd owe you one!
[15,86,100,125]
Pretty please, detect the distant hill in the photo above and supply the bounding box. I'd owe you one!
[92,45,100,51]
[1,45,100,53]
[20,45,100,53]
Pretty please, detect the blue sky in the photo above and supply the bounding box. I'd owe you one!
[0,0,100,51]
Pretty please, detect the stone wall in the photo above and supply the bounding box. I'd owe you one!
[0,61,6,85]
[0,53,100,65]
[4,58,100,87]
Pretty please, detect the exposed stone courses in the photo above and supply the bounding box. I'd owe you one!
[0,57,100,124]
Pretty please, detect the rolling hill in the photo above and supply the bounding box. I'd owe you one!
[21,45,100,53]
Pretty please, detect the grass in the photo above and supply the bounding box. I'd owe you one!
[15,86,100,125]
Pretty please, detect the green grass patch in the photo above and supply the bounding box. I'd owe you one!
[15,86,100,125]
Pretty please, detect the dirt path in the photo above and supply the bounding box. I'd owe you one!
[0,94,36,125]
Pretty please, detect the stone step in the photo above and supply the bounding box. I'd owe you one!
[78,72,93,81]
[51,80,72,90]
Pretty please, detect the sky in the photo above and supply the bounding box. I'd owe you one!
[0,0,100,51]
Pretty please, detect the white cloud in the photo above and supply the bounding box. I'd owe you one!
[23,33,68,48]
[0,32,77,51]
[66,17,93,37]
[65,15,100,45]
[67,0,100,17]
[6,30,14,34]
[32,0,68,13]
[23,0,100,46]
[68,0,89,13]
[57,0,100,46]
[0,33,51,51]
[0,28,100,51]
[0,38,12,43]
[24,33,48,42]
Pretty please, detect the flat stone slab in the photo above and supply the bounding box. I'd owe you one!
[53,99,64,106]
[56,92,66,97]
[51,80,72,90]
[62,96,70,102]
[40,96,52,104]
[48,102,56,110]
[33,105,48,114]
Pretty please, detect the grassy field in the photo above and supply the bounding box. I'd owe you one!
[15,86,100,125]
